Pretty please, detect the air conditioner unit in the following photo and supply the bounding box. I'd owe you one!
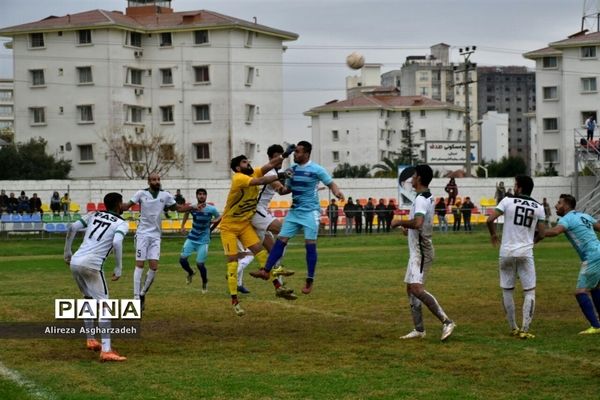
[134,50,143,58]
[135,88,144,96]
[135,126,145,134]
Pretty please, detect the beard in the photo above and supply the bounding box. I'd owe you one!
[241,166,254,176]
[149,183,161,191]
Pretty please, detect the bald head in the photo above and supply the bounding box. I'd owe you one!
[148,173,161,192]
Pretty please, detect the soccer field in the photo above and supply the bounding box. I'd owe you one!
[0,231,598,400]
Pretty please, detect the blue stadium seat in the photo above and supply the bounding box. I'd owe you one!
[1,214,10,223]
[55,223,68,233]
[44,223,56,233]
[31,214,42,222]
[10,214,22,222]
[21,214,32,223]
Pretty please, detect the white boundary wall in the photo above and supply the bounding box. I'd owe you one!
[0,176,593,223]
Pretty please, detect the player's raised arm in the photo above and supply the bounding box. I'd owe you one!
[540,224,566,239]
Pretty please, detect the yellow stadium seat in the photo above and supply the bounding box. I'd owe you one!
[184,220,193,230]
[41,203,51,213]
[477,214,488,224]
[279,200,291,209]
[269,200,279,209]
[172,220,182,230]
[128,220,137,232]
[161,220,173,232]
[320,199,329,207]
[69,202,80,213]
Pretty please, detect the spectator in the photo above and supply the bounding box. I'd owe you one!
[29,193,42,215]
[461,196,475,232]
[343,197,355,234]
[326,199,339,235]
[17,191,30,214]
[506,188,513,197]
[495,181,506,204]
[0,189,8,214]
[586,116,596,142]
[50,192,61,215]
[435,197,448,232]
[364,198,375,234]
[174,189,186,205]
[354,201,363,234]
[60,193,71,216]
[542,197,552,226]
[445,178,458,205]
[7,192,18,214]
[375,198,387,233]
[385,199,396,232]
[452,199,462,231]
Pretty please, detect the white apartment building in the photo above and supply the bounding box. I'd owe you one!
[0,0,297,179]
[524,30,600,176]
[480,111,509,162]
[305,89,465,174]
[0,79,14,137]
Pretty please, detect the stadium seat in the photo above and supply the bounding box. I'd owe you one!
[69,202,80,213]
[41,204,51,213]
[279,200,291,209]
[21,214,32,222]
[97,203,107,211]
[86,203,96,212]
[1,214,10,223]
[161,220,173,232]
[269,200,279,209]
[357,198,367,206]
[273,209,285,218]
[52,214,63,222]
[128,220,137,232]
[44,223,56,233]
[477,214,488,224]
[42,214,52,222]
[31,214,42,222]
[171,220,182,231]
[184,220,192,230]
[131,203,141,212]
[319,199,329,207]
[55,223,68,233]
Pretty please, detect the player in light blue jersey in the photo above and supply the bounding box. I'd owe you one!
[250,141,344,294]
[179,188,221,293]
[539,194,600,334]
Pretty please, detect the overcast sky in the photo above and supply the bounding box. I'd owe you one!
[0,0,589,141]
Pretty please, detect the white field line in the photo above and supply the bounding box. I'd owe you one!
[265,300,391,326]
[0,360,55,400]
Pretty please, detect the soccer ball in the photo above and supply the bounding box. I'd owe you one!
[346,52,365,69]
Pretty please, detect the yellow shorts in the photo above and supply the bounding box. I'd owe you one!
[219,221,261,256]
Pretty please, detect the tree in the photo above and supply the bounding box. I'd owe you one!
[332,163,371,178]
[372,157,401,178]
[476,156,527,177]
[398,110,419,165]
[100,125,184,179]
[0,137,71,179]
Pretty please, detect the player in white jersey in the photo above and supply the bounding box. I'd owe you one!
[487,175,546,339]
[64,192,129,362]
[122,173,195,311]
[391,164,456,341]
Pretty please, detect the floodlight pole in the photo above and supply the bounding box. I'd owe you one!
[458,46,476,177]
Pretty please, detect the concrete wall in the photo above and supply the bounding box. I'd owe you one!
[1,176,593,223]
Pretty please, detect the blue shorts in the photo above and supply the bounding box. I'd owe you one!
[576,258,600,289]
[280,209,320,241]
[180,239,209,264]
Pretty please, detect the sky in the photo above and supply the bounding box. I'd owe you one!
[0,0,590,142]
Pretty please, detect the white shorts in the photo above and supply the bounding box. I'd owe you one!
[135,235,161,261]
[499,256,536,290]
[251,207,276,241]
[404,256,433,284]
[70,264,108,300]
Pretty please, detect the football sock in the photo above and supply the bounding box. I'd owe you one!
[264,240,286,271]
[522,289,535,332]
[179,257,193,276]
[197,262,208,283]
[237,255,254,286]
[414,290,448,323]
[141,269,156,296]
[227,261,238,295]
[98,318,111,352]
[133,267,143,298]
[306,243,317,280]
[576,292,600,328]
[502,289,518,330]
[590,288,600,315]
[83,319,95,340]
[408,294,424,332]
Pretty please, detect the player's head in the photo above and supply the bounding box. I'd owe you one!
[556,194,576,217]
[514,175,533,196]
[413,164,433,189]
[196,188,207,203]
[294,141,312,164]
[267,144,284,160]
[103,192,123,214]
[148,172,161,191]
[230,155,253,175]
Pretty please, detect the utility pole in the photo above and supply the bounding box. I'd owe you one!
[456,46,476,176]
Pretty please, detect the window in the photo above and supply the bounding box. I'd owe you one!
[194,30,209,45]
[130,145,144,162]
[332,111,338,119]
[420,87,428,96]
[447,129,453,139]
[128,68,143,85]
[245,66,255,86]
[581,46,597,58]
[332,151,340,163]
[245,104,256,124]
[160,144,175,161]
[332,130,339,141]
[160,32,172,47]
[78,144,94,162]
[30,69,45,86]
[447,110,452,118]
[542,56,557,68]
[543,149,558,164]
[543,118,558,131]
[78,30,92,45]
[0,90,12,101]
[542,86,557,100]
[193,104,210,122]
[77,66,93,84]
[379,129,385,140]
[420,110,426,118]
[401,129,409,139]
[77,105,94,123]
[29,107,46,125]
[193,66,210,83]
[0,106,11,116]
[245,31,254,47]
[194,143,210,160]
[128,106,144,123]
[582,77,597,92]
[245,142,256,160]
[29,33,44,48]
[158,68,172,85]
[160,106,174,123]
[420,129,426,139]
[126,32,142,48]
[419,72,428,81]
